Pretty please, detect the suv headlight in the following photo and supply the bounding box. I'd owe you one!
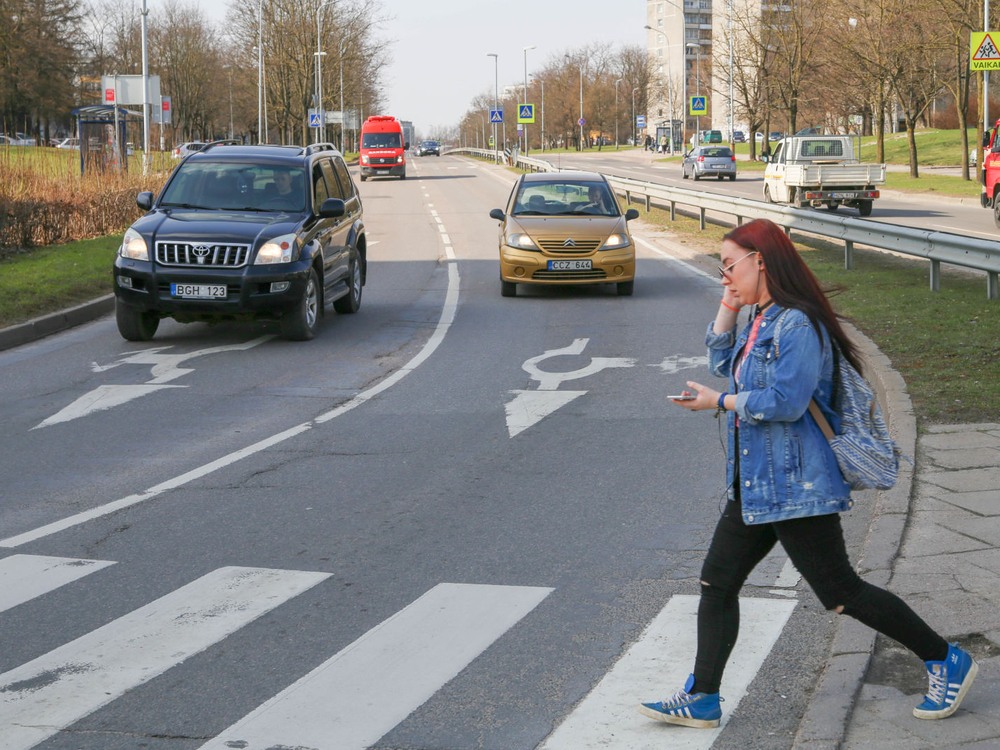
[601,233,631,251]
[119,228,149,260]
[256,233,301,264]
[506,233,538,250]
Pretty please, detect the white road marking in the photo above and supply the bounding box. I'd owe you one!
[650,355,709,374]
[634,235,716,281]
[3,243,461,548]
[0,566,330,750]
[522,338,636,390]
[539,595,796,750]
[197,582,553,750]
[0,555,115,613]
[505,389,586,438]
[37,337,272,429]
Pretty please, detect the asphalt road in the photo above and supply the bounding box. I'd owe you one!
[0,153,877,749]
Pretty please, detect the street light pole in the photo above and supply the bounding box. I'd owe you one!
[644,24,676,154]
[316,1,334,144]
[522,45,535,155]
[532,75,545,151]
[257,0,265,143]
[339,39,346,152]
[632,86,638,149]
[614,78,623,149]
[565,54,584,150]
[487,52,498,159]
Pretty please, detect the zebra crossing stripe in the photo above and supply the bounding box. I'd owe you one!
[539,595,797,750]
[197,582,553,750]
[0,566,330,750]
[0,555,115,613]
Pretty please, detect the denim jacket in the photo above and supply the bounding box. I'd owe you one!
[706,304,853,524]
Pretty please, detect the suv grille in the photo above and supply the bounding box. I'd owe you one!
[537,237,603,253]
[156,241,251,267]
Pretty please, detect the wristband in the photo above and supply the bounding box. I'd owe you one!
[720,300,740,313]
[717,392,728,411]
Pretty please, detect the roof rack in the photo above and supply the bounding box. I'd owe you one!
[304,142,339,155]
[199,139,243,153]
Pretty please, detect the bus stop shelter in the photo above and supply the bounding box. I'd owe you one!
[71,105,142,176]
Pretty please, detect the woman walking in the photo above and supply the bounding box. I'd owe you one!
[639,218,977,728]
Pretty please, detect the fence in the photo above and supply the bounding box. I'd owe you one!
[450,147,1000,300]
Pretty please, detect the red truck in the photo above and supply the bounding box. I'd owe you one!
[359,115,408,181]
[981,119,1000,225]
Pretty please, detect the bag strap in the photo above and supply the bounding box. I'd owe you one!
[809,399,835,440]
[773,307,838,442]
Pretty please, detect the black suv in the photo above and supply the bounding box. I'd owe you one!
[114,142,367,341]
[416,140,440,156]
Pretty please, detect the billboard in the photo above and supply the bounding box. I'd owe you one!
[101,75,161,106]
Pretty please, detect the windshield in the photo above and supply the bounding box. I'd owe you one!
[159,162,307,212]
[362,132,402,148]
[512,180,619,217]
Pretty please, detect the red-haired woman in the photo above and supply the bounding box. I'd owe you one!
[639,218,976,728]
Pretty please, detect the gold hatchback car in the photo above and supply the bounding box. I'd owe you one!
[489,171,639,297]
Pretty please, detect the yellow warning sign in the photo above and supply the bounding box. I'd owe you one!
[971,32,1000,70]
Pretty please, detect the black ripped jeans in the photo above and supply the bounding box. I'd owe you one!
[692,497,948,696]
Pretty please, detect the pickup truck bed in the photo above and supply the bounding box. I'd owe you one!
[782,163,886,187]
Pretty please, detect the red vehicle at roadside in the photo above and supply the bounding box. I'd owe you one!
[359,116,408,181]
[981,119,1000,226]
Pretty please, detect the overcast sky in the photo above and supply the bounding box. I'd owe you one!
[209,0,646,137]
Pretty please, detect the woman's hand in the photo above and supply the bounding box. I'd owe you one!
[668,381,721,412]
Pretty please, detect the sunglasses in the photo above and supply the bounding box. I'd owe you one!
[717,251,759,279]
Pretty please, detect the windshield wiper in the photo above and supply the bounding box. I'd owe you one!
[161,202,210,210]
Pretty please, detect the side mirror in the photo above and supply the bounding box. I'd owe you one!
[136,191,154,210]
[983,132,991,148]
[625,208,640,221]
[761,154,770,163]
[404,141,410,150]
[489,208,505,221]
[318,198,346,218]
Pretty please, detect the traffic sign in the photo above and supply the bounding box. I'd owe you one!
[490,109,504,123]
[517,104,535,124]
[578,117,586,127]
[636,115,646,128]
[308,112,322,128]
[689,96,707,116]
[971,31,1000,70]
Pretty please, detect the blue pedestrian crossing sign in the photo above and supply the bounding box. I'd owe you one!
[689,96,707,116]
[309,112,322,128]
[636,115,646,128]
[517,104,535,124]
[490,109,504,124]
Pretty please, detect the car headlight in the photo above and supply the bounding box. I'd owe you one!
[119,228,149,260]
[397,155,404,163]
[361,154,369,164]
[601,233,631,251]
[506,233,538,250]
[255,233,301,264]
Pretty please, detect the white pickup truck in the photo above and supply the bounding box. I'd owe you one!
[762,135,885,216]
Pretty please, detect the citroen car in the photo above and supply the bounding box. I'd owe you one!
[114,142,367,341]
[488,171,638,297]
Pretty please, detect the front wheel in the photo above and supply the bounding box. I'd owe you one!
[858,201,873,217]
[616,280,634,296]
[992,197,1000,228]
[333,254,363,314]
[281,268,320,340]
[764,186,774,204]
[500,280,517,297]
[115,301,159,341]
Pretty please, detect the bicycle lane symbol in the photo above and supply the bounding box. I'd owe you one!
[504,338,635,438]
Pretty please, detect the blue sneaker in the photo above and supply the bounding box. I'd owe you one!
[638,673,722,728]
[913,643,978,719]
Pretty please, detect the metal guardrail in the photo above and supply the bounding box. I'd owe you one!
[451,147,1000,300]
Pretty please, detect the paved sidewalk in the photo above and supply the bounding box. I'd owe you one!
[840,424,1000,749]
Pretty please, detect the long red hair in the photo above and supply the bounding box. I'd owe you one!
[723,219,863,372]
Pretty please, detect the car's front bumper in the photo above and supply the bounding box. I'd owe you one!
[113,256,313,321]
[499,245,635,285]
[361,164,405,177]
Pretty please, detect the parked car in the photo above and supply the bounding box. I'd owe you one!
[416,140,440,156]
[701,130,723,143]
[732,131,746,143]
[795,126,822,136]
[682,145,737,181]
[171,141,207,159]
[55,137,80,149]
[768,131,785,141]
[0,133,35,146]
[488,170,639,297]
[114,142,367,341]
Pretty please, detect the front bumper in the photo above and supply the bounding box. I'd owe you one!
[499,245,635,285]
[361,164,405,177]
[113,256,313,321]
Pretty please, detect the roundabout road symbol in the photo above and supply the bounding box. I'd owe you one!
[504,338,635,438]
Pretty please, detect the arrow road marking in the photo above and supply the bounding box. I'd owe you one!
[34,336,273,429]
[650,354,709,374]
[505,390,586,438]
[522,338,636,390]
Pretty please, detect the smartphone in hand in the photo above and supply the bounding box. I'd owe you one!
[668,394,696,401]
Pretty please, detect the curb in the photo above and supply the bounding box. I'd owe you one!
[791,324,917,749]
[0,295,114,352]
